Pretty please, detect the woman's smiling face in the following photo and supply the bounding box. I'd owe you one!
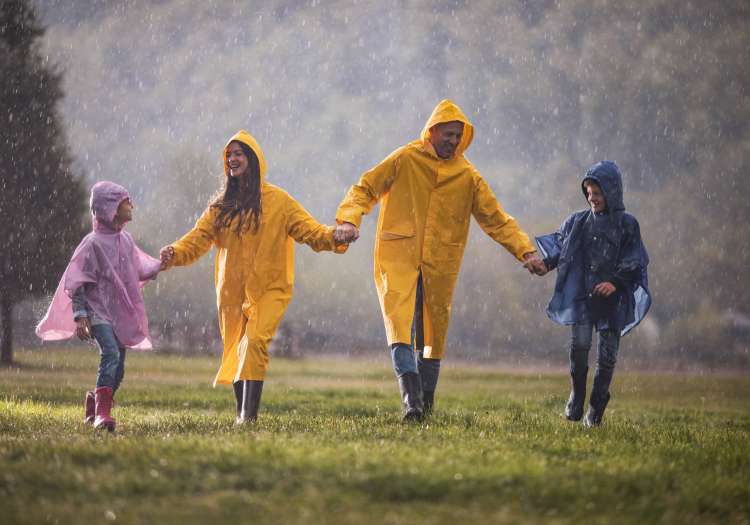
[226,141,248,178]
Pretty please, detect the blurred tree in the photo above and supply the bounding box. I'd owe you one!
[0,0,87,364]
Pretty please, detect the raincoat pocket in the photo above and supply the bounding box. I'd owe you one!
[377,227,417,266]
[380,226,415,241]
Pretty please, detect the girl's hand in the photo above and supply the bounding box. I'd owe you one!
[159,246,175,270]
[593,282,616,297]
[75,317,92,340]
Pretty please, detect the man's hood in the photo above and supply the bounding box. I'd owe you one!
[223,129,268,183]
[582,160,625,212]
[420,99,474,159]
[90,181,130,231]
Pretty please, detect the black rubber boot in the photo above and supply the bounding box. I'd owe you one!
[564,365,588,421]
[236,380,264,425]
[417,354,440,415]
[584,368,613,427]
[398,372,424,422]
[232,381,243,418]
[422,390,435,414]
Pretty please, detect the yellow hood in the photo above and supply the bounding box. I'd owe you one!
[420,99,474,158]
[223,129,268,182]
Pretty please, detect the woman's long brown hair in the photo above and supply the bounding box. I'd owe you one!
[210,142,262,234]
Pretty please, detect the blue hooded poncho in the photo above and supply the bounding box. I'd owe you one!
[535,161,651,336]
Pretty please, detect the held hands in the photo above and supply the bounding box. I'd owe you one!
[75,317,92,341]
[333,222,360,245]
[159,246,175,270]
[522,252,548,276]
[592,281,616,297]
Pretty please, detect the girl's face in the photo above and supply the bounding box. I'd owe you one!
[114,198,133,224]
[226,141,248,178]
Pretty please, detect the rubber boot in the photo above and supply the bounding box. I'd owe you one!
[564,365,588,421]
[584,368,613,428]
[418,356,440,415]
[422,390,435,415]
[236,380,264,425]
[84,390,96,425]
[398,372,424,422]
[232,381,243,418]
[93,386,116,432]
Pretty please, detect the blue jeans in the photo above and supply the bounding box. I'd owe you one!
[391,273,441,390]
[569,323,620,372]
[91,324,127,392]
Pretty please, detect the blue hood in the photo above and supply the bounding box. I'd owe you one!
[582,161,625,213]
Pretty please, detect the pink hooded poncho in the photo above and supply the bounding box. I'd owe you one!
[35,181,161,349]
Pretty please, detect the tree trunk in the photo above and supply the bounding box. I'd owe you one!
[0,295,13,365]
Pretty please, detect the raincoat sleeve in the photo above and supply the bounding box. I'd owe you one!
[286,195,337,252]
[135,245,162,281]
[535,213,576,270]
[336,148,402,228]
[170,208,217,266]
[609,215,648,289]
[470,171,536,262]
[72,287,88,319]
[122,230,161,281]
[535,233,562,270]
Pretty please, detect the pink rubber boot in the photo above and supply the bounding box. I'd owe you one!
[93,386,116,432]
[84,391,95,425]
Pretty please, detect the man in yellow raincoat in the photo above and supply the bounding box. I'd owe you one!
[334,100,546,420]
[162,130,344,423]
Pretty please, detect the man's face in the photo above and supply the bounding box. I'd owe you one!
[226,141,249,178]
[429,121,464,159]
[584,180,607,213]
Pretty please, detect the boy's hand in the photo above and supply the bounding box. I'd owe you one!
[593,282,616,297]
[75,317,92,341]
[334,222,359,244]
[159,246,175,269]
[522,252,547,276]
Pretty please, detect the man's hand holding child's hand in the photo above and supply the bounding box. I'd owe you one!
[523,252,548,276]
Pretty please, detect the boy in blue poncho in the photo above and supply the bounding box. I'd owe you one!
[536,161,651,427]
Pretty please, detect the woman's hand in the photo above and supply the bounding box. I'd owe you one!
[593,281,616,297]
[159,246,175,270]
[75,317,92,341]
[333,222,359,244]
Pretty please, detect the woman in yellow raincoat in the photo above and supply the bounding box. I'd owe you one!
[162,130,343,423]
[334,100,545,420]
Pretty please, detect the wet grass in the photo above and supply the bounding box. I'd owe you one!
[1,348,748,524]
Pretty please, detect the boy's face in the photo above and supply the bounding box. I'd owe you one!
[584,180,607,213]
[114,198,133,224]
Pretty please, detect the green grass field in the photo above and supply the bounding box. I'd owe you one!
[1,348,748,525]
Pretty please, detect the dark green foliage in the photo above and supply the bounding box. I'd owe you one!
[0,1,87,363]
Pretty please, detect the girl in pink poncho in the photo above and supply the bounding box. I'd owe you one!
[36,181,164,432]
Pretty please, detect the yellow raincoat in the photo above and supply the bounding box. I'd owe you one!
[336,100,536,359]
[170,130,338,384]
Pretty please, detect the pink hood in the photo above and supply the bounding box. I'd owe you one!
[36,181,161,349]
